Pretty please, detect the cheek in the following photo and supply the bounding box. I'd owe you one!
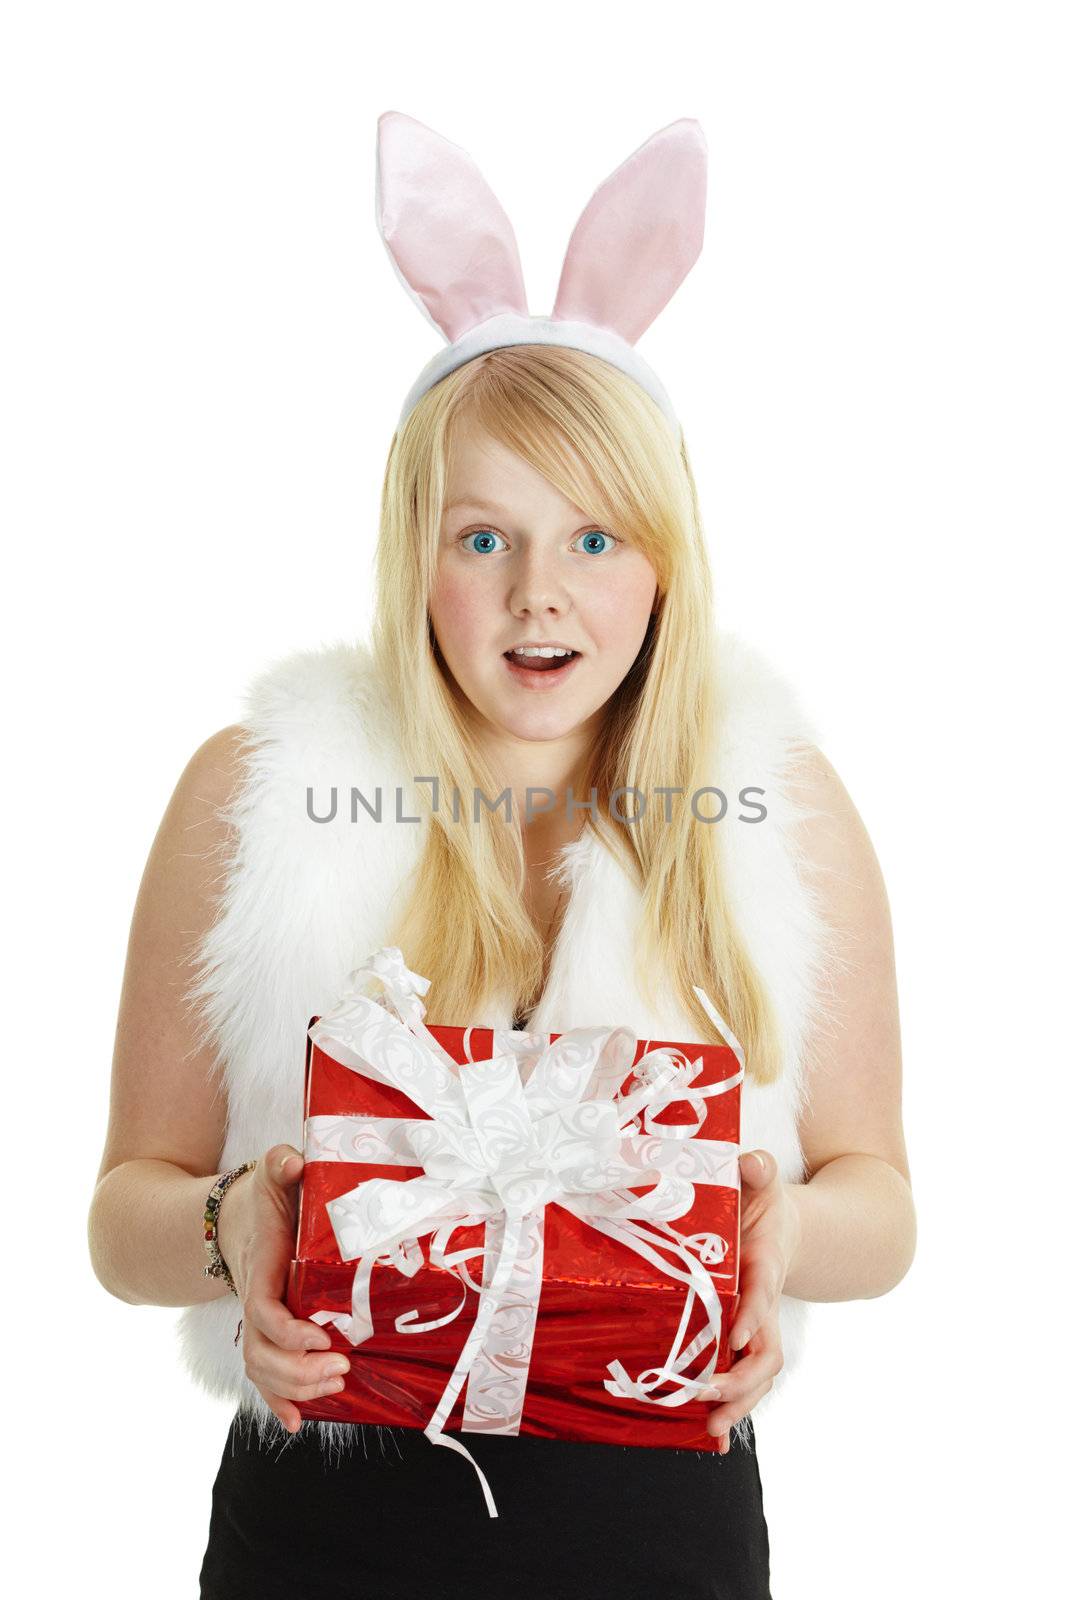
[580,562,658,644]
[429,569,495,658]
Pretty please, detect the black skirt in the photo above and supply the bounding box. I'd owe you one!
[199,1413,773,1599]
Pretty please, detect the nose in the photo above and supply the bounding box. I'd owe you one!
[509,545,572,621]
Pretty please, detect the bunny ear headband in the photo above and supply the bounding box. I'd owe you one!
[376,111,708,442]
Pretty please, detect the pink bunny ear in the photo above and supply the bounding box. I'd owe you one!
[376,110,529,343]
[552,119,708,345]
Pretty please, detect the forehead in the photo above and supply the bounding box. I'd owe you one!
[443,420,588,520]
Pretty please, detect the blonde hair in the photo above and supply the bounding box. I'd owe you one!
[371,344,783,1085]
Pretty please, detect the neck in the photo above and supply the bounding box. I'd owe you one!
[473,726,599,840]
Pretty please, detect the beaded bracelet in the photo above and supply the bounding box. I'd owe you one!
[203,1160,257,1302]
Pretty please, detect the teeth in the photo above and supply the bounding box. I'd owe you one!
[511,646,575,658]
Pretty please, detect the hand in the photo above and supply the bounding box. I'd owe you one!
[700,1148,800,1453]
[218,1143,351,1433]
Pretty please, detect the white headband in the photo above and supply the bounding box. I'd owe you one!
[375,112,709,444]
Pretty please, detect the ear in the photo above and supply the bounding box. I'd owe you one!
[376,110,529,343]
[552,119,708,345]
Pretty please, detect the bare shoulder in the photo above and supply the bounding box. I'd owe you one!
[174,722,250,817]
[787,741,882,848]
[95,724,252,1185]
[785,742,893,922]
[782,743,909,1185]
[150,723,251,886]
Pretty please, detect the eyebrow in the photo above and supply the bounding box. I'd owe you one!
[442,497,510,517]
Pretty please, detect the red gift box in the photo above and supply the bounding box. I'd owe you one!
[285,950,744,1512]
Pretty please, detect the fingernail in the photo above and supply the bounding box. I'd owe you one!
[702,1385,722,1401]
[732,1327,749,1349]
[281,1154,300,1175]
[327,1359,350,1377]
[720,1432,731,1454]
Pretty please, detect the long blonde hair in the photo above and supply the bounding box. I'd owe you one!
[371,344,783,1084]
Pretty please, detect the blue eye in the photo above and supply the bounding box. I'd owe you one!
[576,530,617,554]
[460,529,506,554]
[458,527,618,555]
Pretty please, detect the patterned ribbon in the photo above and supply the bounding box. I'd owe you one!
[305,946,745,1517]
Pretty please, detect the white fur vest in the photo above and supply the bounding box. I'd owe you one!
[176,630,834,1446]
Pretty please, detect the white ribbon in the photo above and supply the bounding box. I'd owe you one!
[305,946,745,1517]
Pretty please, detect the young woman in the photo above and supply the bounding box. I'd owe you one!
[89,116,915,1599]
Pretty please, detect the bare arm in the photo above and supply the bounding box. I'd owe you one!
[87,723,254,1307]
[780,745,917,1303]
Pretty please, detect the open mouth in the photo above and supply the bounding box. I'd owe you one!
[502,649,582,685]
[503,649,580,672]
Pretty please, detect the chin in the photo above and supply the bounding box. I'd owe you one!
[470,692,577,738]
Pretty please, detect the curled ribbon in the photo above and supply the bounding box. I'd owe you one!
[305,946,745,1517]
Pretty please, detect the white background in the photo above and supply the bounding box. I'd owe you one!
[5,2,1063,1593]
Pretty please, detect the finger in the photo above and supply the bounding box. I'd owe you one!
[241,1157,328,1352]
[698,1338,782,1406]
[243,1324,351,1393]
[260,1146,306,1235]
[243,1270,333,1353]
[729,1250,783,1352]
[241,1234,333,1351]
[265,1143,304,1185]
[244,1248,311,1333]
[246,1352,351,1406]
[706,1373,775,1437]
[240,1248,332,1350]
[739,1149,776,1190]
[258,1385,303,1434]
[284,1371,351,1403]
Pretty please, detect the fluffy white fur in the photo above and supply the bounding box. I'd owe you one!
[177,630,838,1457]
